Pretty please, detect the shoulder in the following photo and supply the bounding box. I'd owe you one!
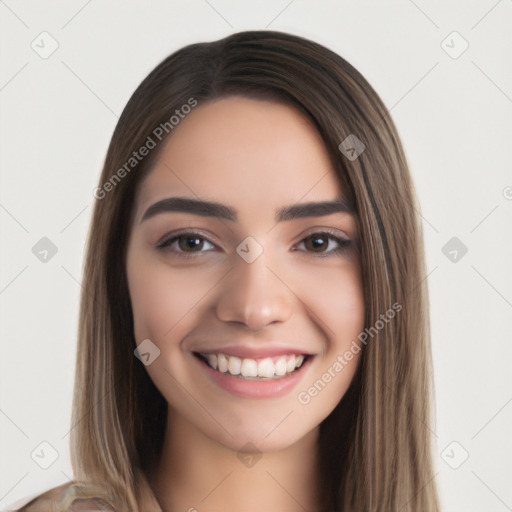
[5,482,71,511]
[6,482,116,512]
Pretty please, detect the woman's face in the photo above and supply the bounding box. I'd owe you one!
[126,96,365,452]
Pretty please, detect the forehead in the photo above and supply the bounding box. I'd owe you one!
[135,96,344,222]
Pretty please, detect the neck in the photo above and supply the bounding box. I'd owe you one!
[149,411,321,512]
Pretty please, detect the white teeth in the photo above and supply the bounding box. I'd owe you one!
[206,354,218,370]
[240,358,258,377]
[257,358,275,378]
[274,357,287,376]
[228,356,241,375]
[200,352,308,379]
[217,354,228,373]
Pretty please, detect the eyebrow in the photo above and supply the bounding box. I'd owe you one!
[140,196,354,224]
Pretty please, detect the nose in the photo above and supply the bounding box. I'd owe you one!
[215,252,294,331]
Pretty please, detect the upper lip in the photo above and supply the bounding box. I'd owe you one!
[192,344,314,359]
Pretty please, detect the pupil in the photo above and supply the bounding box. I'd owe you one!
[180,236,202,251]
[308,235,327,251]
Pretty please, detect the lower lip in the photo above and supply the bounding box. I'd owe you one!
[194,354,313,399]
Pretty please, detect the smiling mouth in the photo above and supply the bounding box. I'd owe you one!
[193,352,311,380]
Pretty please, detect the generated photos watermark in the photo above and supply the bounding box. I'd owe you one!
[297,301,402,405]
[93,97,198,200]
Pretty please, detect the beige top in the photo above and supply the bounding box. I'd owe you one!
[5,481,163,512]
[6,483,114,511]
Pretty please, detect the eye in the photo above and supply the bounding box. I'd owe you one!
[156,231,216,259]
[294,230,351,257]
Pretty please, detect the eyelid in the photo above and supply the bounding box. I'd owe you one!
[299,226,349,241]
[156,228,217,247]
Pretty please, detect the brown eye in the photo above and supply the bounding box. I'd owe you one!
[304,234,329,252]
[297,232,351,256]
[177,235,206,252]
[156,231,216,258]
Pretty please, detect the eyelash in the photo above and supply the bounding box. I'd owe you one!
[155,229,352,260]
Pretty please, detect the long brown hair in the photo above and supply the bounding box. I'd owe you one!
[21,30,439,511]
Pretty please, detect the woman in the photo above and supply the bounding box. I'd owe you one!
[15,30,439,511]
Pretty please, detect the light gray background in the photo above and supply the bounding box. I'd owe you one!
[1,1,511,510]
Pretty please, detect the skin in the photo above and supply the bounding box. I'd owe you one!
[126,96,365,512]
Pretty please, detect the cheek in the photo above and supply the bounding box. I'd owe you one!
[300,260,365,340]
[127,253,216,344]
[294,261,364,409]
